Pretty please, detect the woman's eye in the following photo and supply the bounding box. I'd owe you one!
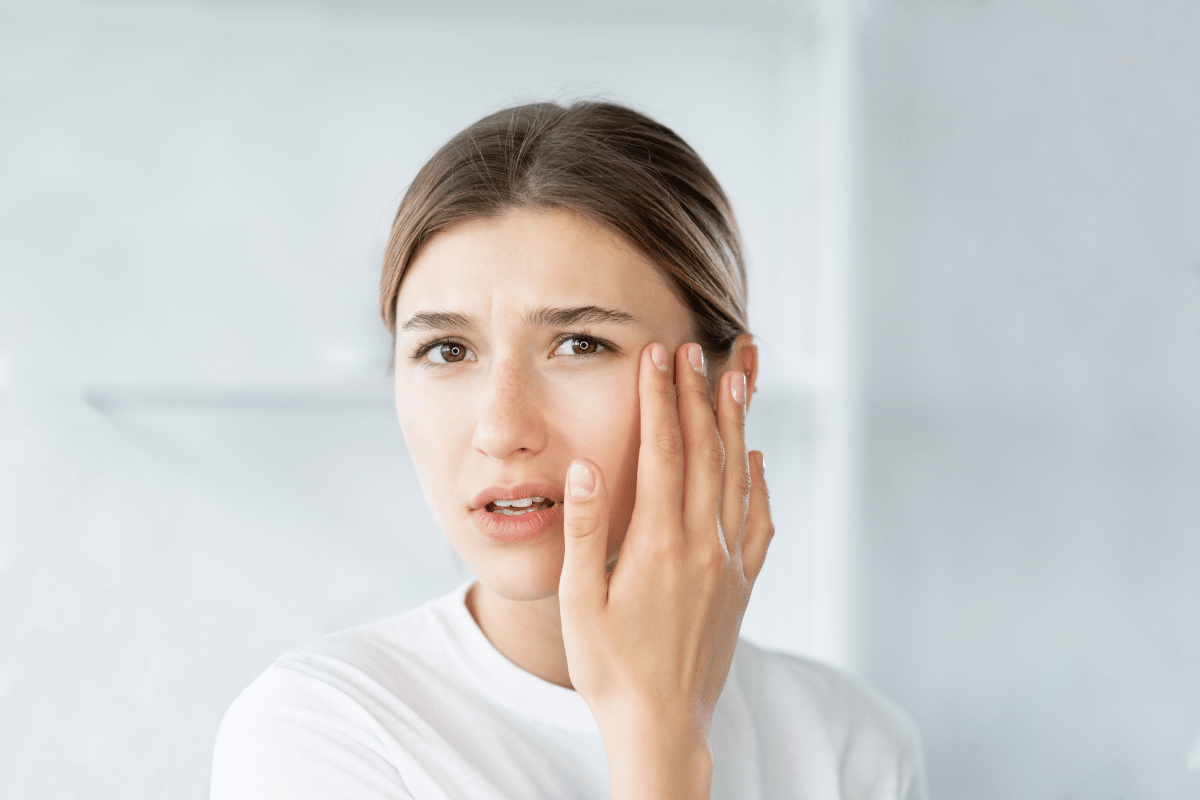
[425,342,474,364]
[552,336,604,357]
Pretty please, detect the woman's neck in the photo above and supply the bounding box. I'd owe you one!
[465,582,574,689]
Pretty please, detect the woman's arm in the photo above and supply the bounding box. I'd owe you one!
[558,341,773,800]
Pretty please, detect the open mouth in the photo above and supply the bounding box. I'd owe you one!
[485,497,556,516]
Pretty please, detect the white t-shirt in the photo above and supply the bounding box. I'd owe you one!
[211,582,926,800]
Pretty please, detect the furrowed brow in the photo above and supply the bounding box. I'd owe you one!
[399,311,476,332]
[525,305,638,328]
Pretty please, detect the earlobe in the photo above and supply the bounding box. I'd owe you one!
[734,335,759,411]
[707,335,760,411]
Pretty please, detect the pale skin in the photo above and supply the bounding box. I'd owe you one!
[392,208,774,799]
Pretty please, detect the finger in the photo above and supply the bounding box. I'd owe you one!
[741,451,775,583]
[716,369,751,555]
[633,342,685,531]
[675,343,725,543]
[558,459,611,615]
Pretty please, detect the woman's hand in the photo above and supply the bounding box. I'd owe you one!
[558,341,774,800]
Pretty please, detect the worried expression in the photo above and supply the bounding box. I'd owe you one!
[392,208,700,601]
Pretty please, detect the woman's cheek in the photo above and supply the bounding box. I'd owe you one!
[394,376,472,520]
[549,367,641,525]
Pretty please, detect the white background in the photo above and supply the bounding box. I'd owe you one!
[2,0,1199,799]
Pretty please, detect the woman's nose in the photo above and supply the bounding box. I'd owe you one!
[471,360,547,460]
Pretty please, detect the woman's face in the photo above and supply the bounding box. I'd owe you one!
[393,208,698,602]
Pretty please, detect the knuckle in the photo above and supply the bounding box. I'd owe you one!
[721,389,746,421]
[652,424,684,459]
[564,511,601,538]
[751,474,770,504]
[646,531,687,561]
[699,438,725,472]
[557,583,586,606]
[733,466,752,499]
[694,538,729,574]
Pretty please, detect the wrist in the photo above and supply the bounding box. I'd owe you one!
[598,712,713,800]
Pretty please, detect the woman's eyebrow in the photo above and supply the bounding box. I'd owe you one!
[399,311,475,332]
[399,305,637,333]
[525,305,638,328]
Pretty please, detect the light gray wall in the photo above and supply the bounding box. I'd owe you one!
[858,1,1200,798]
[0,2,829,797]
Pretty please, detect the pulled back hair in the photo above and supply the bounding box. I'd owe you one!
[380,101,749,361]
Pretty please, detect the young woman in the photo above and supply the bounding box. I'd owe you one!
[211,101,925,800]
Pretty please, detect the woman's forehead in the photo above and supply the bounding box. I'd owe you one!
[395,209,689,330]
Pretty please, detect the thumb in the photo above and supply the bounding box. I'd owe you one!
[558,459,610,615]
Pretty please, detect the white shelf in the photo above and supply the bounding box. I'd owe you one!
[83,382,396,412]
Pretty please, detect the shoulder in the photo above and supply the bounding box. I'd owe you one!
[723,639,927,799]
[271,597,452,692]
[211,655,408,799]
[220,589,467,726]
[211,596,460,800]
[732,639,919,742]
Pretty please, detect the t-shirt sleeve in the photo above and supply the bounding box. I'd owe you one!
[210,665,414,800]
[834,671,929,800]
[901,743,929,800]
[727,643,930,800]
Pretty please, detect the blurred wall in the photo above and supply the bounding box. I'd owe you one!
[857,1,1200,798]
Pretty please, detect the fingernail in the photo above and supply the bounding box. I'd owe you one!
[688,344,705,376]
[650,343,668,372]
[757,452,766,474]
[731,372,746,404]
[568,462,595,500]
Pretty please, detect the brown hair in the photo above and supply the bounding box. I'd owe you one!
[380,101,749,360]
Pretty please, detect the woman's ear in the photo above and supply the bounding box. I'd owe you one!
[724,333,759,412]
[736,334,759,411]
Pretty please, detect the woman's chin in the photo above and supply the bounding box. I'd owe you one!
[463,541,566,603]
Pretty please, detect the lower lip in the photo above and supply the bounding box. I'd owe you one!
[470,504,562,543]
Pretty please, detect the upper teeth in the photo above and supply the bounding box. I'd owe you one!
[493,496,544,508]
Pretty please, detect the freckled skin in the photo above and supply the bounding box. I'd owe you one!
[392,209,697,602]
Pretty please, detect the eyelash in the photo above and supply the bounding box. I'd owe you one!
[550,332,619,357]
[411,337,467,364]
[410,332,619,365]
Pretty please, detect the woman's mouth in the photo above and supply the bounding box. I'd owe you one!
[471,484,563,542]
[486,496,556,516]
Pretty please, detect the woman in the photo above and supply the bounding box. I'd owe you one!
[211,101,925,799]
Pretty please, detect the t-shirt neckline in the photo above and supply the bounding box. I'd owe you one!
[431,580,601,735]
